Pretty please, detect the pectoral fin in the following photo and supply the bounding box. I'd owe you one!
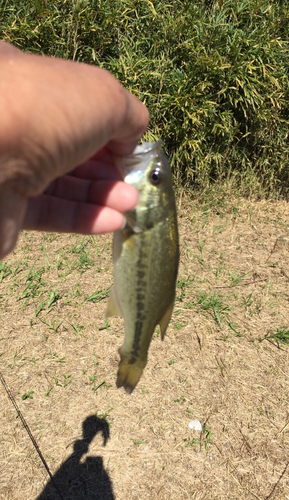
[159,298,175,340]
[106,286,122,318]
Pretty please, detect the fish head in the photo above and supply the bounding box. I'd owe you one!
[115,141,175,232]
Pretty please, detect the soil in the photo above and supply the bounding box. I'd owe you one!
[0,198,288,500]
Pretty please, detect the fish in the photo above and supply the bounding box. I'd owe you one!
[106,141,179,393]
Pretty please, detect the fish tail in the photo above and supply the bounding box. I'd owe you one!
[116,349,147,394]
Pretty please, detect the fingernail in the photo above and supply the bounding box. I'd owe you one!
[121,215,127,229]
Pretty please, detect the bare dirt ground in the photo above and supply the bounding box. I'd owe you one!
[0,198,288,500]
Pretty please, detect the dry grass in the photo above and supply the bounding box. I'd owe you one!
[0,198,289,500]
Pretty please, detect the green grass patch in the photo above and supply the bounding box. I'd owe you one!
[0,0,288,196]
[263,326,289,346]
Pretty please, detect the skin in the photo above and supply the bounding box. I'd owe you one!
[0,41,149,260]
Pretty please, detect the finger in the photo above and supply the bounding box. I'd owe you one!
[71,158,121,181]
[24,195,126,234]
[0,185,27,260]
[45,176,138,210]
[107,96,149,156]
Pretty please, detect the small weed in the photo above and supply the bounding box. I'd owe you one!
[45,387,53,397]
[56,251,62,271]
[68,237,96,274]
[213,218,228,234]
[21,391,34,400]
[267,261,279,268]
[47,287,61,310]
[174,396,188,403]
[11,263,22,278]
[168,359,175,366]
[86,288,111,303]
[131,439,143,445]
[12,350,22,367]
[185,423,212,450]
[228,321,242,337]
[216,263,225,278]
[63,374,72,387]
[201,211,210,229]
[40,318,61,332]
[203,423,212,450]
[176,276,195,302]
[229,271,251,287]
[154,326,160,337]
[197,238,207,266]
[48,352,60,360]
[262,326,289,346]
[184,437,202,447]
[243,293,254,308]
[35,301,46,317]
[97,408,113,420]
[93,354,99,367]
[0,262,12,282]
[54,372,62,387]
[196,292,231,326]
[71,323,85,335]
[41,243,51,269]
[18,266,46,301]
[174,321,188,330]
[70,285,83,299]
[88,375,105,392]
[99,319,110,331]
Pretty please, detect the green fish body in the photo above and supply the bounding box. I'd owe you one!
[106,141,179,393]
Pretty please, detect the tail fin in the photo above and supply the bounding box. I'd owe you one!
[116,350,147,394]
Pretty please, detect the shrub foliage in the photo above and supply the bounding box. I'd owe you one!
[0,0,288,194]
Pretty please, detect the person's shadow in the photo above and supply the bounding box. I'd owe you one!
[36,415,115,500]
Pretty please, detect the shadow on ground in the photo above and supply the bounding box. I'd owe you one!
[36,415,115,500]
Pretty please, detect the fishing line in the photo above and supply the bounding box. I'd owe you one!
[0,372,65,500]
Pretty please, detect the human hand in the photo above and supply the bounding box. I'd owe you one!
[0,41,149,260]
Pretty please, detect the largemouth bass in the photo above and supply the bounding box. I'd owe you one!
[106,141,179,393]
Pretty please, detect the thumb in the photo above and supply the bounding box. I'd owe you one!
[0,186,27,260]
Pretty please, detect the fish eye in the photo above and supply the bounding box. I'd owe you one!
[149,168,162,186]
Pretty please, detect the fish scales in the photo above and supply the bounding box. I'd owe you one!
[106,141,179,393]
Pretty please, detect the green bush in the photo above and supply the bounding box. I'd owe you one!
[0,0,288,195]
